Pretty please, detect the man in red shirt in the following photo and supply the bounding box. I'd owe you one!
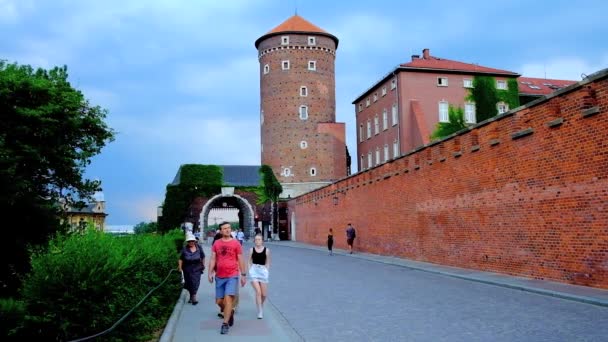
[208,222,247,334]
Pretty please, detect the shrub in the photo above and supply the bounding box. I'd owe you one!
[15,229,183,341]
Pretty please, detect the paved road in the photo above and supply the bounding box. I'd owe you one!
[265,243,608,342]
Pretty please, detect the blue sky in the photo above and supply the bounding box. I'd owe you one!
[1,0,606,225]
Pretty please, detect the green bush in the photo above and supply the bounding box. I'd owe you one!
[0,298,26,338]
[14,229,183,341]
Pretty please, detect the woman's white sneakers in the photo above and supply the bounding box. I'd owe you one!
[257,309,263,319]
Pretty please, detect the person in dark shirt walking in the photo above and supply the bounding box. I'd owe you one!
[327,228,334,255]
[346,223,356,254]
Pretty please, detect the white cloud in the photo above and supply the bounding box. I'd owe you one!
[519,55,608,81]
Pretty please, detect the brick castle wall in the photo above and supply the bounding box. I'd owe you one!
[289,70,608,288]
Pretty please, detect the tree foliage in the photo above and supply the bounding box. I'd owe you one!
[134,221,158,234]
[430,105,467,140]
[255,165,282,232]
[0,61,115,296]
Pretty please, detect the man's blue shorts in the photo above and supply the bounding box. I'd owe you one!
[215,276,239,299]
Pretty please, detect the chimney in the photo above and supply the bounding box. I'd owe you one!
[411,54,420,61]
[422,48,430,59]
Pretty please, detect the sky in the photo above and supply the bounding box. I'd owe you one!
[1,0,607,225]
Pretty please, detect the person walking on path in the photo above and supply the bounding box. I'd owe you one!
[248,234,271,319]
[236,228,245,245]
[327,228,334,255]
[346,223,356,254]
[208,222,247,335]
[178,232,205,305]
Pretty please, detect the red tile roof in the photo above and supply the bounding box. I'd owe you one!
[401,50,519,76]
[267,15,328,34]
[255,15,338,48]
[518,76,576,95]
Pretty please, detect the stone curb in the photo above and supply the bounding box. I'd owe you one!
[159,289,189,342]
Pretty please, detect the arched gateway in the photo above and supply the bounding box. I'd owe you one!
[200,190,256,236]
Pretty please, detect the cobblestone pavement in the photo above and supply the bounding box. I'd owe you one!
[265,242,608,342]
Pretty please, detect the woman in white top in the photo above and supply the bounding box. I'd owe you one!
[248,234,271,319]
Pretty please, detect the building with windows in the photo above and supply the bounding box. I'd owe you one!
[518,76,576,105]
[353,48,520,171]
[256,15,347,198]
[63,190,107,231]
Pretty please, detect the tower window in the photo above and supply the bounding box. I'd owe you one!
[382,86,387,96]
[299,105,308,120]
[281,36,289,45]
[263,64,269,74]
[260,110,264,125]
[282,60,290,70]
[300,86,308,97]
[308,36,316,45]
[373,93,378,102]
[282,167,291,176]
[300,141,308,149]
[310,167,317,176]
[308,61,316,71]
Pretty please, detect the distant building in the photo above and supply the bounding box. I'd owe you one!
[353,48,520,171]
[518,76,576,105]
[63,190,107,231]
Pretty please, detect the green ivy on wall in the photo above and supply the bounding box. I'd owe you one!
[430,105,467,140]
[159,164,223,232]
[467,76,520,123]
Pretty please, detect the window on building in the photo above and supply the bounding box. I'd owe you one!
[393,139,399,158]
[300,141,308,149]
[497,102,509,114]
[366,98,370,107]
[308,61,316,71]
[366,120,372,139]
[300,86,308,97]
[382,86,387,96]
[299,105,308,120]
[367,152,372,169]
[437,77,448,87]
[375,148,380,165]
[359,124,363,142]
[263,64,269,75]
[463,78,473,88]
[360,155,365,170]
[308,36,316,45]
[391,78,396,90]
[439,101,449,122]
[497,80,507,90]
[282,167,291,176]
[260,110,264,125]
[382,109,388,130]
[392,103,398,125]
[261,143,263,153]
[281,36,289,45]
[374,115,379,135]
[358,103,363,112]
[282,60,290,70]
[373,93,378,102]
[384,144,389,162]
[310,167,317,176]
[464,102,476,124]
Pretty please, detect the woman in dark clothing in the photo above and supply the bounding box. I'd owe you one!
[327,228,334,255]
[178,232,205,305]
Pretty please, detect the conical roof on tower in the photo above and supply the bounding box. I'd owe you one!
[255,14,339,48]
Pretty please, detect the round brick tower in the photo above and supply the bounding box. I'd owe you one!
[255,15,346,198]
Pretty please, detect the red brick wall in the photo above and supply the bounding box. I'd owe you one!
[290,72,608,288]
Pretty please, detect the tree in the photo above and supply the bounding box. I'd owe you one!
[255,165,282,238]
[430,105,467,140]
[134,221,158,234]
[0,61,115,296]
